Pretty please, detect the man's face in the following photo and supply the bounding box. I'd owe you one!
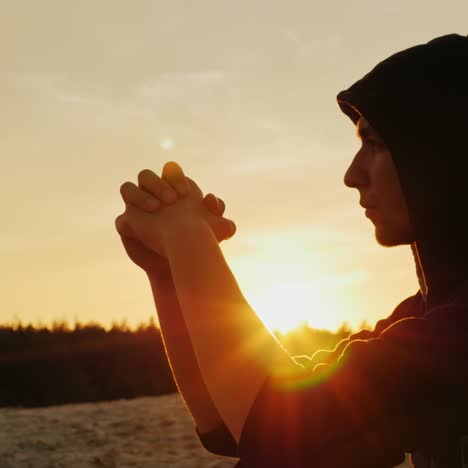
[344,116,415,246]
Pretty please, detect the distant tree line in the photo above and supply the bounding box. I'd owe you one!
[0,319,364,408]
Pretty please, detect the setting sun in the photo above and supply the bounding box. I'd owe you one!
[250,280,338,333]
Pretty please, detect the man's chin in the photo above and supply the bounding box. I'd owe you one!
[375,227,413,247]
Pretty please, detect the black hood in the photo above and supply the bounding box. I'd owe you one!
[337,34,468,307]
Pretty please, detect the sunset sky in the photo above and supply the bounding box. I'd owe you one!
[2,1,467,333]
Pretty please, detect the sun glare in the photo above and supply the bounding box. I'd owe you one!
[250,281,336,333]
[160,138,174,151]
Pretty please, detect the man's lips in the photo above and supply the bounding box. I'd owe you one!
[364,207,379,222]
[360,202,378,220]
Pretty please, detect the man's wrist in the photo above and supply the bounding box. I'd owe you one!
[145,261,172,284]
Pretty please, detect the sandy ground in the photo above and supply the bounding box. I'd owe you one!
[0,393,412,467]
[0,394,237,468]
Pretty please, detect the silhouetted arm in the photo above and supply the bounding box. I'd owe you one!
[163,220,296,444]
[147,269,237,455]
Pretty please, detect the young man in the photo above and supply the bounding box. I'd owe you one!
[115,33,468,467]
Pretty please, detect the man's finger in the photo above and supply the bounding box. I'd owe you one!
[212,217,237,242]
[138,169,178,204]
[227,219,236,238]
[185,176,204,198]
[162,161,189,196]
[216,197,226,216]
[120,181,161,212]
[115,214,136,238]
[203,193,219,214]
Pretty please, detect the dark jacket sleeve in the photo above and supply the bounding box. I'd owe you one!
[195,291,421,459]
[293,291,424,371]
[195,422,238,457]
[237,300,468,467]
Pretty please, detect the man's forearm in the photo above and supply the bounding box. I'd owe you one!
[163,221,294,443]
[147,269,229,434]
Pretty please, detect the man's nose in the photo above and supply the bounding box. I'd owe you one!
[343,153,368,189]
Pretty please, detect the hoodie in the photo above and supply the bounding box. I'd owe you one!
[335,34,468,467]
[337,33,468,311]
[197,34,468,467]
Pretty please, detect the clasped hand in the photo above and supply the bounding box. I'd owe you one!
[115,162,236,258]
